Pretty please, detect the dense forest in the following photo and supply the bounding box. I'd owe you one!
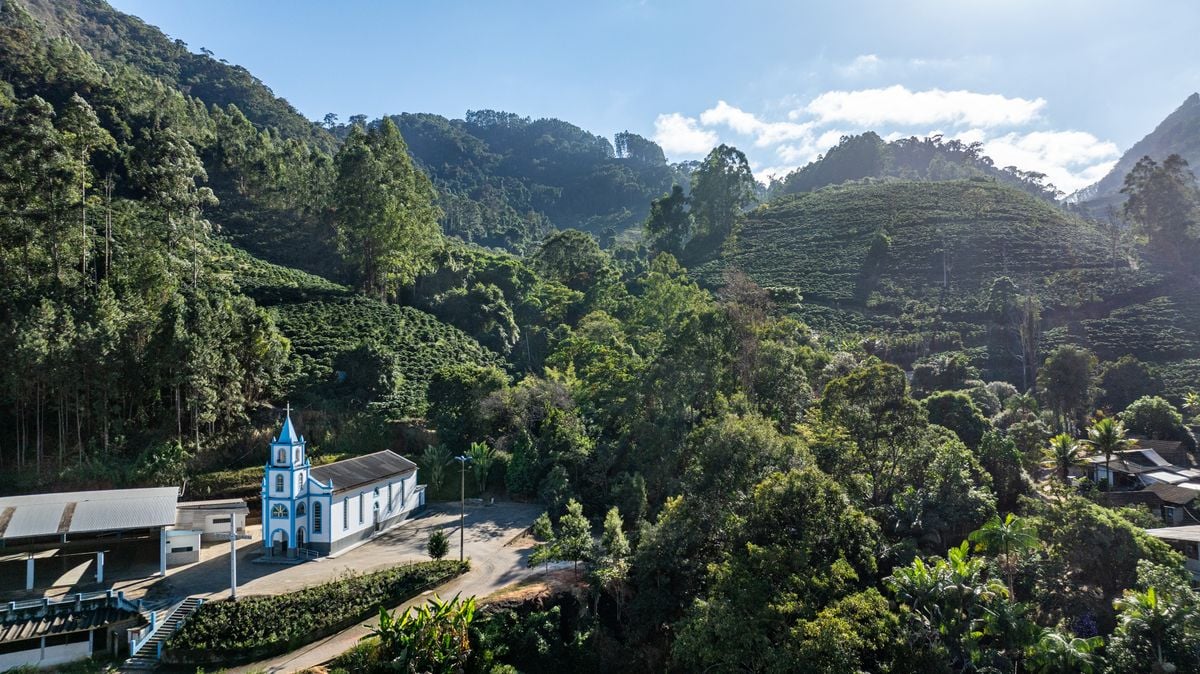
[4,0,1200,672]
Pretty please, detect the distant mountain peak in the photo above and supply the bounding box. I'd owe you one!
[1072,92,1200,209]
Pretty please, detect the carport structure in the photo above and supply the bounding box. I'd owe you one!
[0,487,178,591]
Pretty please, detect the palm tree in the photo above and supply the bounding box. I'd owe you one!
[1183,391,1200,422]
[1080,417,1133,488]
[1042,433,1086,485]
[969,513,1039,597]
[1028,628,1103,674]
[466,440,496,494]
[421,444,452,495]
[1113,586,1199,673]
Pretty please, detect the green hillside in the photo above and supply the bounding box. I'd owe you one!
[22,0,335,151]
[218,243,502,419]
[380,112,687,252]
[274,298,502,419]
[712,178,1200,391]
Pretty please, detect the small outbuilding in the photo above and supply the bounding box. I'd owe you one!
[175,499,248,541]
[1144,525,1200,582]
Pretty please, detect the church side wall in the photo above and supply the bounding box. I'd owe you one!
[326,472,421,554]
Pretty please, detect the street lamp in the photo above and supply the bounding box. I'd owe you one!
[453,455,472,561]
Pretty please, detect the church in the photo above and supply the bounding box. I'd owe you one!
[261,409,425,557]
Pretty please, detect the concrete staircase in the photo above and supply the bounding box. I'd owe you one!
[123,596,203,670]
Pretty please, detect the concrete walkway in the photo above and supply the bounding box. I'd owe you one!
[225,502,544,673]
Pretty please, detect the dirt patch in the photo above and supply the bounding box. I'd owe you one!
[481,568,583,610]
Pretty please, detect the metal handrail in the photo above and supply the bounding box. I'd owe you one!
[128,596,205,658]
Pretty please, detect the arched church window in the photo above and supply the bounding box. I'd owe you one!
[277,448,285,464]
[294,448,301,464]
[275,474,284,493]
[271,503,288,519]
[313,502,322,533]
[297,502,306,517]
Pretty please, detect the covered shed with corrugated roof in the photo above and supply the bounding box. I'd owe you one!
[0,487,179,592]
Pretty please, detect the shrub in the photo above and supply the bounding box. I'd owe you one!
[428,530,450,560]
[1120,396,1184,440]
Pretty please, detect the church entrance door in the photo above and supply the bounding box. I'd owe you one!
[272,529,288,557]
[296,526,306,550]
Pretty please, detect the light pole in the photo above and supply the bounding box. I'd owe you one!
[453,455,471,561]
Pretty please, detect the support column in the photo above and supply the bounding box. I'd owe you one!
[96,551,105,584]
[229,517,238,601]
[159,527,167,577]
[26,554,34,590]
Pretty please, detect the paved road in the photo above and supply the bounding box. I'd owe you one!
[218,501,543,673]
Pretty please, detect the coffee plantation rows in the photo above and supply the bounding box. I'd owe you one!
[706,178,1198,382]
[216,243,352,305]
[274,298,502,417]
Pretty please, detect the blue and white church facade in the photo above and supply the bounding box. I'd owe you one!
[261,408,425,557]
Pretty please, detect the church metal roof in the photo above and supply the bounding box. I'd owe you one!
[0,487,178,541]
[310,450,417,494]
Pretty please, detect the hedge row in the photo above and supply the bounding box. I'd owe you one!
[166,560,468,662]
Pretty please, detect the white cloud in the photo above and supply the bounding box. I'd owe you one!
[836,54,881,77]
[652,112,718,155]
[802,85,1046,128]
[699,101,813,147]
[973,130,1120,192]
[834,54,991,80]
[652,86,1117,193]
[755,165,801,181]
[775,143,818,164]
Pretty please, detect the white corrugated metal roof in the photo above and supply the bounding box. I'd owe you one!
[1138,449,1172,467]
[1146,525,1200,543]
[1144,471,1189,485]
[0,487,178,540]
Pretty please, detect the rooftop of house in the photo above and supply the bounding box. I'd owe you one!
[1131,438,1193,467]
[1147,483,1200,505]
[1145,525,1200,544]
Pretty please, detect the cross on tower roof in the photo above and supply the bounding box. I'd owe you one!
[276,403,300,444]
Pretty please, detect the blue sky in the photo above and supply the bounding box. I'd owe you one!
[110,0,1200,192]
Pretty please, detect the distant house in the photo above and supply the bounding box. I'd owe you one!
[1148,484,1200,525]
[1144,525,1200,582]
[1104,484,1200,525]
[1086,440,1199,491]
[1089,438,1200,525]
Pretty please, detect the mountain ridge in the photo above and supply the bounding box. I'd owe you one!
[1072,92,1200,208]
